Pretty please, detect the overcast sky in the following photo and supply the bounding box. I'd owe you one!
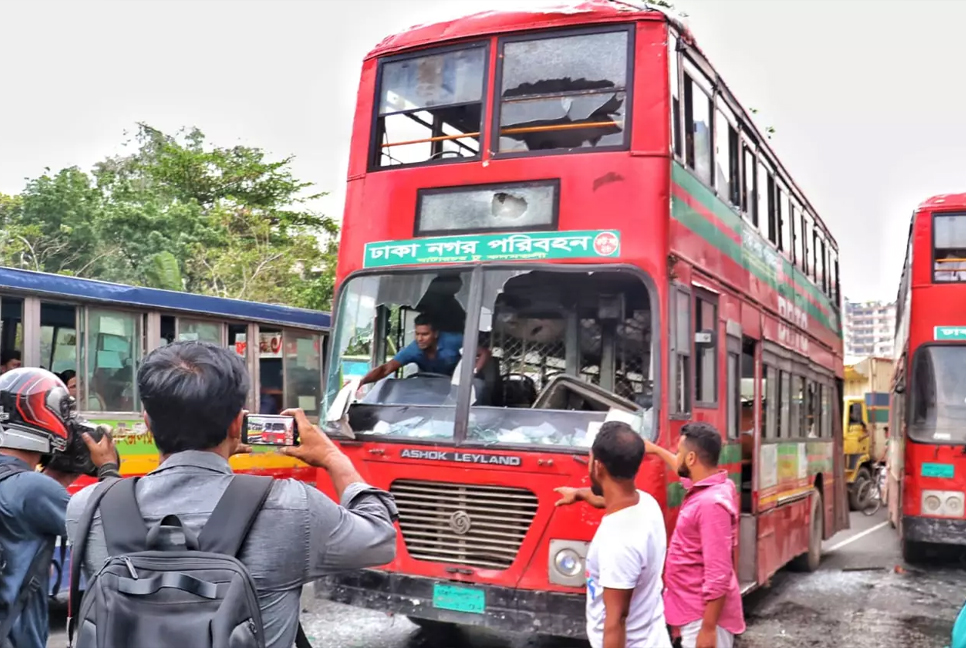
[1,0,963,303]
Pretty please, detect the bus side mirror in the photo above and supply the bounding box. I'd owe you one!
[694,330,715,346]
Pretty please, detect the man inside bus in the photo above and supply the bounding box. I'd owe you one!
[359,314,490,387]
[0,349,22,374]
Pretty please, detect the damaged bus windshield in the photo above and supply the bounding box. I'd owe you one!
[325,268,655,447]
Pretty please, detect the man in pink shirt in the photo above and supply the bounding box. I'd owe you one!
[646,421,745,648]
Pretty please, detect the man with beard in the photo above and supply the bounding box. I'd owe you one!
[644,422,744,648]
[553,421,670,648]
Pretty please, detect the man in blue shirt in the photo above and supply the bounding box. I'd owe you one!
[359,314,488,386]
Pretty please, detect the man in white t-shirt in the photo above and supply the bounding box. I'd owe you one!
[555,421,671,648]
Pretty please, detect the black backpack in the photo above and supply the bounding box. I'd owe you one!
[0,463,57,648]
[67,475,312,648]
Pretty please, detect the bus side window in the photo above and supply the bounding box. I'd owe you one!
[258,328,283,415]
[670,286,692,415]
[284,330,322,420]
[0,296,24,375]
[40,302,78,393]
[86,308,140,412]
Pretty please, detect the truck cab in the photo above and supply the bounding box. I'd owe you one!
[843,357,892,509]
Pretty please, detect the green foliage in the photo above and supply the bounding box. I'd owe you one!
[0,124,339,309]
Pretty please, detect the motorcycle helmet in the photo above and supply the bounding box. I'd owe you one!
[0,367,72,454]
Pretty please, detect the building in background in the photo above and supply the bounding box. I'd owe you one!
[844,299,897,358]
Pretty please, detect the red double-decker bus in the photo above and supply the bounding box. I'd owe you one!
[889,194,966,562]
[316,1,848,637]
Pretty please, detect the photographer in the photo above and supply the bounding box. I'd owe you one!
[66,341,398,648]
[0,368,119,648]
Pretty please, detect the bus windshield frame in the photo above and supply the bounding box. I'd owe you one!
[909,343,966,445]
[325,264,658,451]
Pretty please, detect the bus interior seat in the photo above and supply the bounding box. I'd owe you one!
[499,373,537,408]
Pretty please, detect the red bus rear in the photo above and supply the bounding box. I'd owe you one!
[315,1,848,637]
[890,194,966,561]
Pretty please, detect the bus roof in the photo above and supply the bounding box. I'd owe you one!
[0,266,330,330]
[917,193,966,212]
[367,0,677,59]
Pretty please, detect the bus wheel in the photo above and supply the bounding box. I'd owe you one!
[792,490,823,572]
[849,467,872,511]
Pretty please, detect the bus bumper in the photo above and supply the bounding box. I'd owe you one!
[903,515,966,546]
[315,570,586,637]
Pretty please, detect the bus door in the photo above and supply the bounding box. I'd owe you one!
[733,332,758,592]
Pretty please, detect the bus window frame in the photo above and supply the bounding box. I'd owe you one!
[931,210,966,284]
[491,23,636,160]
[413,178,561,238]
[80,304,144,416]
[692,287,718,408]
[368,40,491,172]
[327,262,661,451]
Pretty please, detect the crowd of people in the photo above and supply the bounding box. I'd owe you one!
[0,339,742,648]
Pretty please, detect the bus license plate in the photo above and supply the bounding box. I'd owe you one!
[432,583,485,614]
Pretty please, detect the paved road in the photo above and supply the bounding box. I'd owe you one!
[47,511,964,647]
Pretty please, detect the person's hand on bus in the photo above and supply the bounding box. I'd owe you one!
[81,427,118,469]
[643,439,661,456]
[553,486,580,507]
[280,407,348,471]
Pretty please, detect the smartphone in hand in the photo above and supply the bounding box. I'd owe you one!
[242,414,300,447]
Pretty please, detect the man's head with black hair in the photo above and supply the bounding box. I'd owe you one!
[413,313,439,351]
[137,341,250,456]
[676,420,722,481]
[589,421,645,497]
[0,349,21,374]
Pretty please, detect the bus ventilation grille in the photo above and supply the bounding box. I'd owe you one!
[390,479,539,570]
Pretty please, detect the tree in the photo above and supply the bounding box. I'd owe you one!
[0,124,339,309]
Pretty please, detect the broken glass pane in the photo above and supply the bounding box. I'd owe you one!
[418,182,557,234]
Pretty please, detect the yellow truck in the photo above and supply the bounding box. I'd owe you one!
[843,356,893,510]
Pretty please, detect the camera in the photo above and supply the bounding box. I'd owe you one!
[40,419,116,477]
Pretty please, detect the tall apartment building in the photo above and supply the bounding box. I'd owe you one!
[843,299,897,359]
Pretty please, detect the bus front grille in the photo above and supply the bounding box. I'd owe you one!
[390,479,539,570]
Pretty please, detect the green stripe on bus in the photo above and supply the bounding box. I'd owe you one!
[668,482,685,508]
[671,163,840,334]
[672,194,837,332]
[720,443,742,465]
[672,163,836,312]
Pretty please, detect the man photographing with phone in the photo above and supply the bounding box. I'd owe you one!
[66,341,398,648]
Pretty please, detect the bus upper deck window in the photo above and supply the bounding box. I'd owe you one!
[497,29,630,154]
[933,212,966,283]
[373,45,487,168]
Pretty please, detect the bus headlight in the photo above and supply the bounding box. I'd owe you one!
[921,490,965,518]
[548,539,588,588]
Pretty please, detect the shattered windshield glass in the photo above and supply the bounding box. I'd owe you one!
[327,268,655,448]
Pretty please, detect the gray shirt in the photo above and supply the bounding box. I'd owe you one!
[66,451,398,648]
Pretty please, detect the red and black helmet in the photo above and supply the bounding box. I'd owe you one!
[0,367,73,454]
